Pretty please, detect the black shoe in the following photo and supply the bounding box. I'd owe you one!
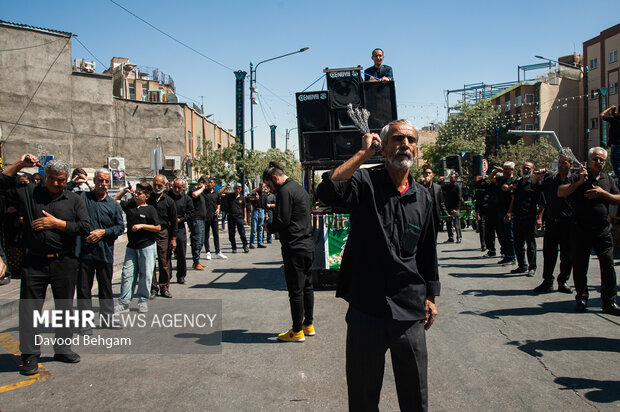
[243,247,249,253]
[53,350,80,363]
[249,244,255,249]
[481,246,487,252]
[257,244,267,248]
[602,301,620,316]
[456,239,462,243]
[485,251,496,257]
[150,290,157,300]
[557,282,572,294]
[232,249,237,254]
[178,277,186,285]
[444,239,454,243]
[501,259,516,266]
[76,326,93,336]
[526,269,536,277]
[161,290,173,298]
[0,276,10,286]
[510,266,527,274]
[574,300,587,313]
[20,355,39,375]
[533,281,553,293]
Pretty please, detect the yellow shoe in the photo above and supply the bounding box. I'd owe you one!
[277,329,305,342]
[302,324,315,336]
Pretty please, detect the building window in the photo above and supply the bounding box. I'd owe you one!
[591,89,599,99]
[505,99,511,112]
[590,58,598,69]
[525,124,534,131]
[610,82,618,95]
[141,84,148,101]
[516,96,521,107]
[610,51,618,63]
[525,94,534,105]
[591,118,598,129]
[128,83,136,100]
[496,105,501,111]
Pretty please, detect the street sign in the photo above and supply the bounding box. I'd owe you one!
[482,158,488,173]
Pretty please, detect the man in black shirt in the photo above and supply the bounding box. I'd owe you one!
[600,105,620,177]
[225,184,248,253]
[204,177,226,259]
[422,167,447,241]
[167,178,194,285]
[317,119,439,411]
[248,183,268,249]
[364,48,393,82]
[443,172,462,243]
[534,154,574,293]
[558,147,620,315]
[114,183,161,313]
[507,162,543,276]
[148,175,177,298]
[490,162,517,266]
[474,177,498,255]
[76,168,125,335]
[189,176,208,270]
[0,154,90,375]
[264,162,314,343]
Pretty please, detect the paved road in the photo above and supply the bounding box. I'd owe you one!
[0,226,619,411]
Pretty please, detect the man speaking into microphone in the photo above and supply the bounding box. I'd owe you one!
[317,119,439,411]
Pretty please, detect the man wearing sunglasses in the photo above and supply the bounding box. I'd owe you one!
[558,147,620,315]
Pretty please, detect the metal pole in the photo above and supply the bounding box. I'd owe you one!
[249,62,254,151]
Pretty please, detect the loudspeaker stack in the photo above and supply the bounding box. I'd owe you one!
[296,66,398,166]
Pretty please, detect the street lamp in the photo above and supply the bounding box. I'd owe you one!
[535,54,589,157]
[285,127,297,151]
[250,47,309,150]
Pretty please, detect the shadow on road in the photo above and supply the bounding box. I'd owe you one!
[508,336,620,357]
[189,267,286,291]
[461,300,574,318]
[554,376,620,403]
[449,271,524,278]
[461,289,537,297]
[175,329,275,345]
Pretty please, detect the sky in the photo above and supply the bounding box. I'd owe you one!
[2,0,618,154]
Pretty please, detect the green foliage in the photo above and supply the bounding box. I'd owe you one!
[487,137,558,171]
[421,100,498,175]
[193,142,301,188]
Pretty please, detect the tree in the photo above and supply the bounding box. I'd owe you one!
[487,137,558,171]
[193,141,237,184]
[421,100,500,175]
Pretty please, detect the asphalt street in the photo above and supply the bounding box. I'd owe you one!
[0,225,619,411]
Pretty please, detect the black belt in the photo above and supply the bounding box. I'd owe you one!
[27,250,73,259]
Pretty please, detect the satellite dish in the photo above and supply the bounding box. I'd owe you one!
[166,93,178,103]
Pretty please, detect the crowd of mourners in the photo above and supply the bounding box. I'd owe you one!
[420,146,620,317]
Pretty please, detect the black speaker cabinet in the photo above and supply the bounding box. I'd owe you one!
[472,154,484,176]
[332,109,357,130]
[362,81,397,130]
[300,131,333,163]
[324,67,363,109]
[445,154,462,176]
[296,91,331,133]
[300,130,383,165]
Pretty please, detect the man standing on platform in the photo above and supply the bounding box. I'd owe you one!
[558,147,620,315]
[0,154,90,375]
[167,178,194,285]
[149,175,177,298]
[317,119,439,411]
[263,161,314,342]
[76,168,125,335]
[364,48,393,82]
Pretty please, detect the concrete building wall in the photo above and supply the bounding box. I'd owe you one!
[539,80,581,155]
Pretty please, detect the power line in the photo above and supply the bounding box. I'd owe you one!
[109,0,235,73]
[4,37,70,143]
[73,37,107,69]
[0,37,64,52]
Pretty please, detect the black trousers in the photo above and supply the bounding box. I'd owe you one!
[482,213,497,253]
[346,306,428,412]
[19,254,78,358]
[513,214,537,270]
[497,213,515,259]
[542,220,572,283]
[204,219,220,254]
[152,229,171,293]
[227,215,247,250]
[170,225,187,281]
[282,250,314,332]
[77,259,114,315]
[570,224,618,303]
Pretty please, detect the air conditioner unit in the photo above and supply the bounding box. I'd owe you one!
[82,61,95,73]
[164,156,181,171]
[108,157,126,170]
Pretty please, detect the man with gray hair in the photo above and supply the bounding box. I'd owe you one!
[0,154,90,375]
[317,119,439,411]
[75,168,125,334]
[558,147,620,315]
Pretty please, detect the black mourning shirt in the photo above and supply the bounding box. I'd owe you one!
[317,168,440,321]
[203,189,221,221]
[495,176,516,214]
[511,176,542,217]
[121,200,160,249]
[443,183,461,210]
[0,174,90,254]
[541,172,572,221]
[602,114,620,146]
[226,193,245,217]
[189,187,207,220]
[147,192,177,235]
[166,190,194,224]
[568,171,619,230]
